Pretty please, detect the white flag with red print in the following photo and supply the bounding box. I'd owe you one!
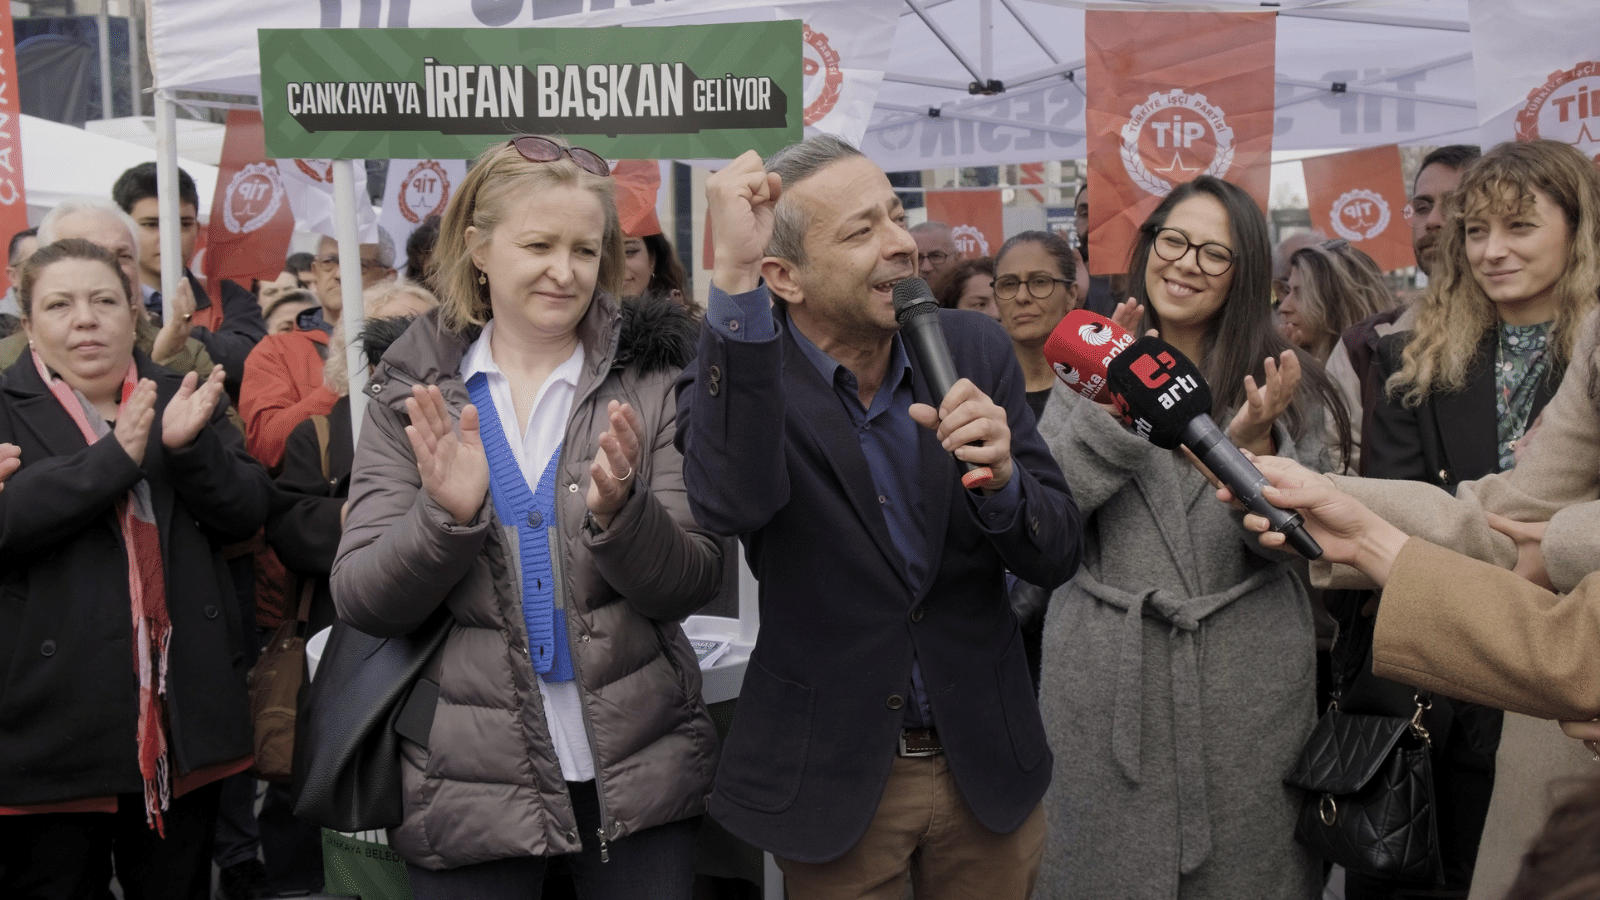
[1473,0,1600,164]
[379,159,468,248]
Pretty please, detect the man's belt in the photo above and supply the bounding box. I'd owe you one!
[898,727,942,757]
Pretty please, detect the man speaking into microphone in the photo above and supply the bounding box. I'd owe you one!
[676,135,1082,899]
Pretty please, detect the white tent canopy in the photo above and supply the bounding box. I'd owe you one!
[867,0,1474,170]
[21,114,218,224]
[147,0,1479,172]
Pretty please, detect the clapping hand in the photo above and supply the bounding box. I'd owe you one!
[0,442,21,491]
[162,367,227,449]
[1226,351,1300,456]
[586,400,644,529]
[150,279,197,367]
[113,379,158,465]
[404,384,488,525]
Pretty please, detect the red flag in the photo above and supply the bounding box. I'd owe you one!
[925,191,1004,260]
[1086,11,1276,275]
[1301,145,1413,272]
[0,4,25,293]
[204,110,294,285]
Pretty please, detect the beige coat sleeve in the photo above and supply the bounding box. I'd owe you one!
[1372,538,1600,721]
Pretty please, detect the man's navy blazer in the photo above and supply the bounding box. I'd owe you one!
[675,304,1083,863]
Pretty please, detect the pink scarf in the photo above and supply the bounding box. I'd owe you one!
[31,352,172,835]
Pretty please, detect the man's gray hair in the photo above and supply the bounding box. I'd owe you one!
[764,134,865,265]
[375,225,396,269]
[910,221,951,236]
[38,197,140,255]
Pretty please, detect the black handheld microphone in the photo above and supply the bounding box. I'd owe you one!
[891,278,994,490]
[1104,336,1323,560]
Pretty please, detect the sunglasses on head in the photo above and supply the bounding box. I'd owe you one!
[509,135,610,177]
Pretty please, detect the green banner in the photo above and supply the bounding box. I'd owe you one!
[259,22,803,160]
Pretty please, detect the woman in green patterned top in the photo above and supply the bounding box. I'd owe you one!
[1352,139,1600,900]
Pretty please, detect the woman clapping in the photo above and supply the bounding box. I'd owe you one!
[0,238,271,899]
[331,135,722,898]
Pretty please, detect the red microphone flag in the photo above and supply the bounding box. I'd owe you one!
[1085,11,1276,275]
[1042,309,1137,402]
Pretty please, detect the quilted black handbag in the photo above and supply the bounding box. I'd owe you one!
[290,606,453,832]
[1284,693,1443,883]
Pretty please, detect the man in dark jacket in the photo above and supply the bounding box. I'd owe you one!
[676,136,1083,898]
[113,162,268,400]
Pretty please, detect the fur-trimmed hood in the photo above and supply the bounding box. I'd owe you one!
[615,289,698,375]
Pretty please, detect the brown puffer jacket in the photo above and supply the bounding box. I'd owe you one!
[331,292,721,870]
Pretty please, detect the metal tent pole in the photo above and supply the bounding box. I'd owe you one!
[154,90,179,325]
[333,160,368,437]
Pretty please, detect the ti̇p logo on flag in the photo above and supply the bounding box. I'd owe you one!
[1120,90,1235,197]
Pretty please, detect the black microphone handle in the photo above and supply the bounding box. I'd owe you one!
[1180,415,1324,561]
[898,302,993,489]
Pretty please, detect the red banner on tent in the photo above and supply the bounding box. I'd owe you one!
[204,110,294,285]
[0,4,25,293]
[926,190,1003,260]
[1085,11,1276,275]
[1302,144,1412,272]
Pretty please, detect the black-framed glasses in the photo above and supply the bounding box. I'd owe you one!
[919,250,951,268]
[510,135,610,177]
[1151,227,1234,276]
[993,274,1071,300]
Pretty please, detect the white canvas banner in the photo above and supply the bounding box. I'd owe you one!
[1471,0,1600,160]
[379,159,468,249]
[277,158,379,241]
[150,0,898,150]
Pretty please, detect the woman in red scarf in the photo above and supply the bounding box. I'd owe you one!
[0,238,272,900]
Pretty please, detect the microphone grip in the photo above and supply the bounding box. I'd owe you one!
[901,306,994,490]
[1187,420,1324,560]
[1280,514,1324,560]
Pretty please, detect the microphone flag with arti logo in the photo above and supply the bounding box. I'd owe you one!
[925,191,1004,262]
[1084,11,1275,275]
[204,109,295,285]
[1301,144,1412,272]
[1471,0,1600,164]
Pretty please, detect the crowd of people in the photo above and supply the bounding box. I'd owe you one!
[0,129,1597,900]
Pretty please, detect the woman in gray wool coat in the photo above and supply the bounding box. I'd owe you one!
[1034,176,1352,899]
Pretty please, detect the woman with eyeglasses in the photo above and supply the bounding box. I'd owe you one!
[1034,176,1349,900]
[1341,139,1600,900]
[993,231,1079,423]
[331,135,723,898]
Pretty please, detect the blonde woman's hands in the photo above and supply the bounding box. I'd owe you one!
[586,400,644,529]
[405,384,488,525]
[1227,350,1300,456]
